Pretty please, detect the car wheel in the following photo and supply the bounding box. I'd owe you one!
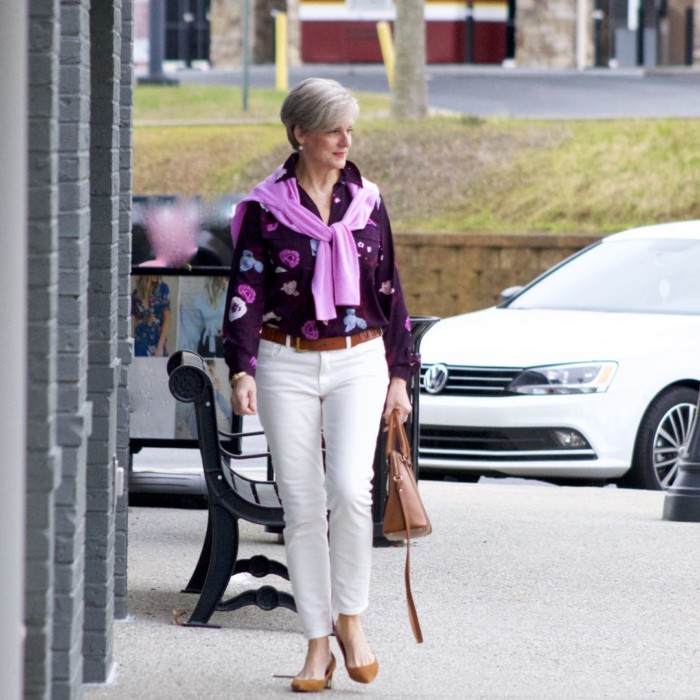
[624,386,698,490]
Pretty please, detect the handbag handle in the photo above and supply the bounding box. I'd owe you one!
[385,409,412,463]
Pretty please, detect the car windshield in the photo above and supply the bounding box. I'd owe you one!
[508,237,700,315]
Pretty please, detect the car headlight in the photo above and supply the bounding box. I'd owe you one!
[507,362,617,395]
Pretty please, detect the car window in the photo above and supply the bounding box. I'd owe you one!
[508,238,700,314]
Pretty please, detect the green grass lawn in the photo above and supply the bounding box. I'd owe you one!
[134,84,700,235]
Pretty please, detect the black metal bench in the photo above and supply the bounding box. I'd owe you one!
[166,350,296,627]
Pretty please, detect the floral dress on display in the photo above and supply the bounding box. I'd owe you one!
[132,281,171,357]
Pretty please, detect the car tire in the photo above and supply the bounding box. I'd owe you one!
[623,386,698,490]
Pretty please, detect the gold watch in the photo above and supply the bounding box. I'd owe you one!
[229,371,248,388]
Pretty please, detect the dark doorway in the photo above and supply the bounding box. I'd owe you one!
[166,0,210,65]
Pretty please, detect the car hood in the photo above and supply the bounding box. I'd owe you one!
[419,307,700,368]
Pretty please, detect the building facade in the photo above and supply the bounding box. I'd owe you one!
[137,0,700,70]
[516,0,698,69]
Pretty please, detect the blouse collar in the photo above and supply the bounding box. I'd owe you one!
[277,153,364,190]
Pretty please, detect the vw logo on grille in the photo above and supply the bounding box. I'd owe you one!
[424,364,448,394]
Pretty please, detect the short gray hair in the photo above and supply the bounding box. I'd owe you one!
[280,78,360,151]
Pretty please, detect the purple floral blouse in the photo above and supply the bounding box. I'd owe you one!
[222,155,418,381]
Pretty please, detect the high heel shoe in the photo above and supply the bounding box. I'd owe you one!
[334,627,379,684]
[290,653,336,693]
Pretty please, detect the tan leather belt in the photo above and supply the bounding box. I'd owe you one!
[260,326,382,352]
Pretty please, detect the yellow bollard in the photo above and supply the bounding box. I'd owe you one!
[275,12,288,92]
[376,21,395,90]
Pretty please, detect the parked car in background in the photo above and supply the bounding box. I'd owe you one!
[418,221,700,490]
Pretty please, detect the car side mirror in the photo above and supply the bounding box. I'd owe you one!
[500,285,523,304]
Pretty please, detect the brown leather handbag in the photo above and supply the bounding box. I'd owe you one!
[383,410,432,643]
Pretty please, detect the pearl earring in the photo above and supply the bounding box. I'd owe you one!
[298,145,304,151]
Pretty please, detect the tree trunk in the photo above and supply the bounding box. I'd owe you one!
[286,0,301,66]
[391,0,428,119]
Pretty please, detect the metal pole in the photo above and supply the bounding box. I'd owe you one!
[636,5,645,66]
[150,0,165,77]
[465,2,475,64]
[406,316,441,473]
[593,3,604,67]
[242,0,250,111]
[663,391,700,522]
[0,0,27,696]
[686,7,694,66]
[139,0,178,85]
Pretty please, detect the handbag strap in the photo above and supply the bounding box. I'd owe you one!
[388,410,424,644]
[396,481,424,643]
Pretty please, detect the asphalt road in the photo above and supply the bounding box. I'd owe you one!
[168,63,700,119]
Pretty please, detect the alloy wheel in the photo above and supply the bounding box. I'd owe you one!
[653,402,697,488]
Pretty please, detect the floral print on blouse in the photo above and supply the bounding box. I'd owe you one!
[222,155,418,381]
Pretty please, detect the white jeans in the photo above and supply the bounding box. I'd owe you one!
[256,336,389,639]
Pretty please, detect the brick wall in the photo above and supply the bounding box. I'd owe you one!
[253,0,285,63]
[209,0,245,67]
[54,1,93,698]
[209,0,301,67]
[115,0,135,622]
[22,1,133,695]
[516,0,586,69]
[84,0,123,683]
[25,1,61,697]
[395,233,600,319]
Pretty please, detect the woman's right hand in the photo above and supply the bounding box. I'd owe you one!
[231,375,257,416]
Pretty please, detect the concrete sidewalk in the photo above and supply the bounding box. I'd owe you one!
[84,482,700,699]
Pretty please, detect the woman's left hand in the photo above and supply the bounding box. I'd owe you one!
[383,377,411,424]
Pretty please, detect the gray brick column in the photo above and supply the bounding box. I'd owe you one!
[25,1,61,697]
[84,0,122,683]
[20,1,132,695]
[0,2,28,698]
[115,0,134,622]
[54,0,93,697]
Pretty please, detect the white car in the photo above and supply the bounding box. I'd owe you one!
[418,221,700,489]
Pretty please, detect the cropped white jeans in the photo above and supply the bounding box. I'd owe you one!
[256,336,389,640]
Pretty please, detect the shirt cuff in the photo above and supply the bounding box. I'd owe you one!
[389,353,421,382]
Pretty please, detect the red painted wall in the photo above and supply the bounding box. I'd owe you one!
[301,21,507,64]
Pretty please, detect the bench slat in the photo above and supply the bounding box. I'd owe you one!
[231,472,257,502]
[253,482,283,508]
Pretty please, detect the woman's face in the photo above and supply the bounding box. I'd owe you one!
[297,121,353,173]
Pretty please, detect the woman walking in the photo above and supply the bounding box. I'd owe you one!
[223,78,416,692]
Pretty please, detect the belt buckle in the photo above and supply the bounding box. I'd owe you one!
[295,336,308,353]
